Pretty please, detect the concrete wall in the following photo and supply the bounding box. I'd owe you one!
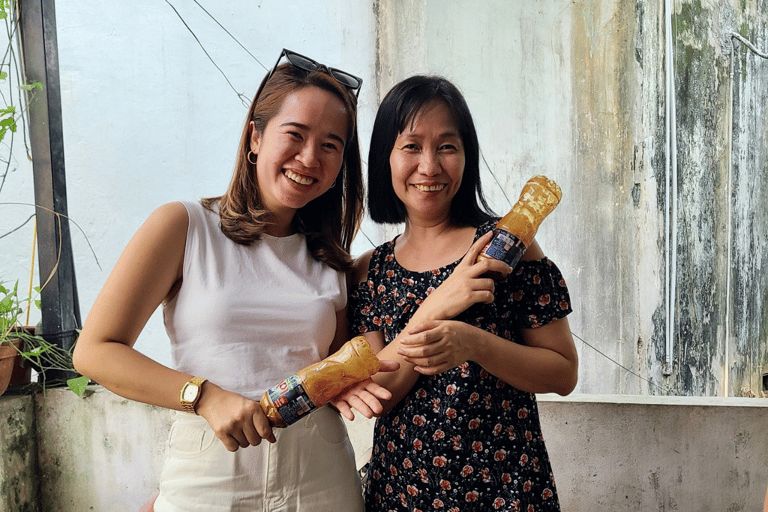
[373,0,768,397]
[0,394,36,512]
[538,394,768,511]
[2,388,767,511]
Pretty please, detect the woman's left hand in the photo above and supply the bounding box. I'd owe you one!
[397,320,476,375]
[330,360,400,420]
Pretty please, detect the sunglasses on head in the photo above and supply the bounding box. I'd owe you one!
[261,48,363,98]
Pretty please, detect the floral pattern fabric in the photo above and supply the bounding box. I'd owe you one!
[348,220,573,512]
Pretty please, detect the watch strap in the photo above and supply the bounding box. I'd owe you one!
[180,376,207,414]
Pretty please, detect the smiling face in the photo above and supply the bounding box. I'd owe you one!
[389,100,465,224]
[250,86,348,232]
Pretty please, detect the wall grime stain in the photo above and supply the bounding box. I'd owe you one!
[1,400,39,512]
[563,0,768,395]
[666,0,736,395]
[570,0,667,393]
[726,3,768,394]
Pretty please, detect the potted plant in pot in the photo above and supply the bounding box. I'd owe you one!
[0,280,88,396]
[0,282,26,394]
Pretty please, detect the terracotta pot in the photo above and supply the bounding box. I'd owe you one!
[0,338,23,396]
[0,326,35,395]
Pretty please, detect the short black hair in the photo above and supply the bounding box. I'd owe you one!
[367,75,495,225]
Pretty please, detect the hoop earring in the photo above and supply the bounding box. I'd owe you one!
[247,151,257,165]
[330,166,345,189]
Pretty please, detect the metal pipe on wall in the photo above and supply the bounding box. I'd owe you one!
[663,0,678,377]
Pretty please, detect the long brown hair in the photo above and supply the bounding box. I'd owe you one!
[203,63,363,272]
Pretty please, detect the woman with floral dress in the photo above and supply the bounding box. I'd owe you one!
[349,75,579,511]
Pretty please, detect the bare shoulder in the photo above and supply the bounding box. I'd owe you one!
[145,201,190,233]
[351,248,375,285]
[521,237,545,261]
[123,202,190,277]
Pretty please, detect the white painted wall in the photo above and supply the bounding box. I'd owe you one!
[2,0,381,367]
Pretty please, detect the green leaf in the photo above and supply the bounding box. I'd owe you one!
[67,376,89,396]
[0,120,17,133]
[29,346,48,356]
[20,81,43,91]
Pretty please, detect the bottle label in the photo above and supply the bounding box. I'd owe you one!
[481,229,526,268]
[266,374,316,425]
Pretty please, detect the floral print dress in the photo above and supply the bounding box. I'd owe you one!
[348,220,573,512]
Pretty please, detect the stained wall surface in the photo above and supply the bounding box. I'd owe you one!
[375,0,768,396]
[1,2,766,402]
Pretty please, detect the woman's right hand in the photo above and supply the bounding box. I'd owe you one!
[195,382,276,451]
[414,231,511,322]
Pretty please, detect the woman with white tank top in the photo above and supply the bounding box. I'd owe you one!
[74,49,395,512]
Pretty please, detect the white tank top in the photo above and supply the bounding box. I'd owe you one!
[163,201,346,400]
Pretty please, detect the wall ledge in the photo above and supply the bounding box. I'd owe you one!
[537,392,768,407]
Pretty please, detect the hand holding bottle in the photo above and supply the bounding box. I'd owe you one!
[412,232,511,322]
[259,336,386,427]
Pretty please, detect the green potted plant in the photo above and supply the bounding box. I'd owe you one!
[0,280,88,396]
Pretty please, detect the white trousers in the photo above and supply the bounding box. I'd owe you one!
[153,406,364,512]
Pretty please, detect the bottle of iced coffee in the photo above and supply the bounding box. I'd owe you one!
[477,175,562,280]
[259,336,381,427]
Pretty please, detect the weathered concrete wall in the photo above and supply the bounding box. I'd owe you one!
[0,395,37,512]
[538,394,768,511]
[670,0,768,397]
[375,0,768,397]
[34,388,173,512]
[720,3,768,398]
[5,388,768,511]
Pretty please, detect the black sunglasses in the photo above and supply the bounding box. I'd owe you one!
[262,48,363,98]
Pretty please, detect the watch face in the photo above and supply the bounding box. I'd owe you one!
[182,383,200,402]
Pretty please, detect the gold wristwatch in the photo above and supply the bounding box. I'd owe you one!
[180,376,207,414]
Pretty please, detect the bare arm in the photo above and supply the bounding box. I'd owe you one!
[397,237,578,395]
[73,202,275,450]
[73,202,192,408]
[399,317,578,395]
[328,309,398,420]
[348,235,514,412]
